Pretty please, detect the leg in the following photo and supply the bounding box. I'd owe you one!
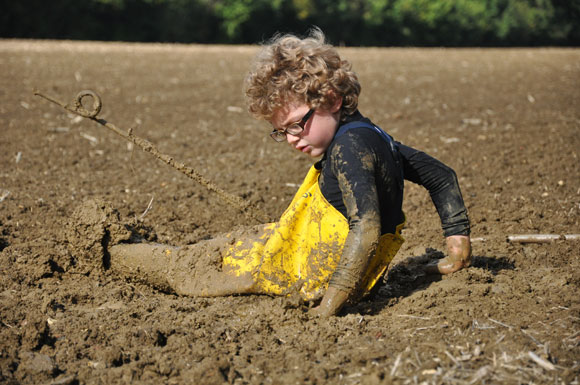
[171,269,256,297]
[67,198,264,295]
[109,235,257,297]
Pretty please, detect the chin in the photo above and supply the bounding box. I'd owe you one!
[308,150,324,158]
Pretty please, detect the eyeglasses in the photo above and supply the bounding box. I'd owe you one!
[270,108,315,142]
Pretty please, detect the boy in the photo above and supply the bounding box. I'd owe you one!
[108,28,470,317]
[243,28,470,317]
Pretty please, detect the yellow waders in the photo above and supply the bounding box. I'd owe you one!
[223,166,405,300]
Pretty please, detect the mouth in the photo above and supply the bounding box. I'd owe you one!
[296,145,310,153]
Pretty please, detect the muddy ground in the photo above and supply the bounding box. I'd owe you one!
[0,40,579,384]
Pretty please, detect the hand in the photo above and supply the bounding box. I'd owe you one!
[424,235,471,275]
[307,305,326,318]
[307,286,350,318]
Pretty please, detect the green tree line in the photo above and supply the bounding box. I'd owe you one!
[1,0,578,46]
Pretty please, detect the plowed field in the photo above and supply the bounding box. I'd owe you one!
[0,40,579,384]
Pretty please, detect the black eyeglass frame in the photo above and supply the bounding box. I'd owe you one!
[269,108,315,142]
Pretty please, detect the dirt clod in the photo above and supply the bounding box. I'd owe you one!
[65,198,132,274]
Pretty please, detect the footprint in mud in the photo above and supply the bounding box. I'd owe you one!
[64,198,133,275]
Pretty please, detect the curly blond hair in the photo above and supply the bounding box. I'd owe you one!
[244,28,360,122]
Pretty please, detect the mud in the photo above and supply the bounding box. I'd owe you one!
[65,198,132,274]
[0,40,579,384]
[109,227,265,297]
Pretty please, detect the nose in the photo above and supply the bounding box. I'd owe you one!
[286,133,300,145]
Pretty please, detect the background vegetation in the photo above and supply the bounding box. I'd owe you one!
[1,0,579,46]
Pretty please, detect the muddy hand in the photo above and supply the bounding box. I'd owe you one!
[424,235,471,275]
[308,286,349,318]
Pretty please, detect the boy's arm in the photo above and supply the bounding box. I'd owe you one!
[312,211,382,317]
[398,144,471,273]
[311,136,383,317]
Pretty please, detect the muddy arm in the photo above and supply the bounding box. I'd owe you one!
[398,144,472,273]
[311,216,381,317]
[313,140,383,317]
[398,143,470,238]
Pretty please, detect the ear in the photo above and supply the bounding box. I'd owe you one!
[328,92,343,113]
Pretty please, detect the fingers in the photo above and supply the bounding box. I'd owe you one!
[423,235,472,275]
[445,235,472,269]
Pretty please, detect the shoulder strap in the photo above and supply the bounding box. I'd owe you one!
[335,121,404,182]
[336,121,388,141]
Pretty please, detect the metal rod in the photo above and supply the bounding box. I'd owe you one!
[35,90,269,224]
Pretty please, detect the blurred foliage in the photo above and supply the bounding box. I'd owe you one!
[1,0,578,45]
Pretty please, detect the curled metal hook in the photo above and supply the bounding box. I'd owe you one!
[70,90,102,118]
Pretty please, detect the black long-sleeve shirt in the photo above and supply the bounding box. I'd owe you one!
[316,111,470,293]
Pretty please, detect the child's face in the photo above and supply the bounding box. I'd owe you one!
[271,102,341,158]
